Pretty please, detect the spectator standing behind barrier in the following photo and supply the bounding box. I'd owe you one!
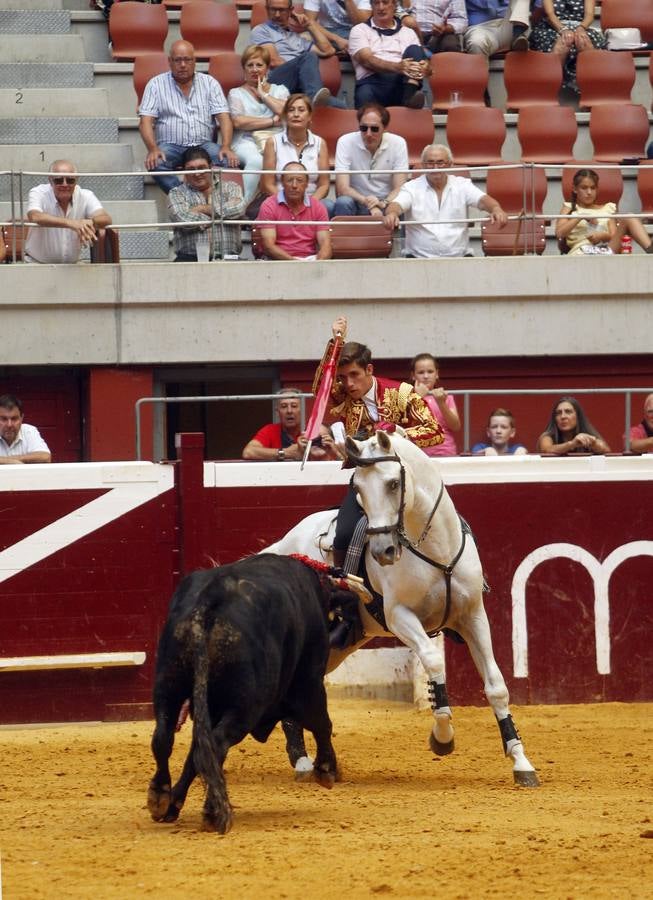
[413,0,468,53]
[228,46,291,203]
[139,40,239,195]
[348,0,430,109]
[333,103,408,217]
[0,395,51,464]
[627,394,653,454]
[410,353,460,456]
[304,0,371,54]
[556,169,653,256]
[465,0,532,56]
[257,161,332,259]
[383,144,507,257]
[167,147,245,261]
[537,396,610,455]
[24,159,112,264]
[250,0,346,107]
[529,0,606,91]
[472,408,527,456]
[261,93,334,215]
[242,389,341,460]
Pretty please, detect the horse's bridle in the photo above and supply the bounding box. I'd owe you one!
[347,446,468,631]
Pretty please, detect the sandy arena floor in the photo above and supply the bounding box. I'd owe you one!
[1,699,651,900]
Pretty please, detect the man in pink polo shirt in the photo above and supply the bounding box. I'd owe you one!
[257,161,332,260]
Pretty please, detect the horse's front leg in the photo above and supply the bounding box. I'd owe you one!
[385,602,454,755]
[459,606,539,787]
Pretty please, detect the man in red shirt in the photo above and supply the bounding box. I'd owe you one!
[257,162,332,260]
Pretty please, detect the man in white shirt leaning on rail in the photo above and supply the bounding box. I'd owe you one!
[383,143,507,257]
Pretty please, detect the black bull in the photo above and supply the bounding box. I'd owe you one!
[147,554,355,833]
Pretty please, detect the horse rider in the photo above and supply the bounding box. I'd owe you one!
[316,315,443,571]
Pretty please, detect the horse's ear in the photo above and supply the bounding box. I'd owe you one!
[345,435,360,457]
[377,430,392,452]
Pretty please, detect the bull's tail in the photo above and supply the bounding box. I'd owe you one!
[190,603,233,833]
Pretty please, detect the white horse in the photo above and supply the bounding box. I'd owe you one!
[268,429,539,787]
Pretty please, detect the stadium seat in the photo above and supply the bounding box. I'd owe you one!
[180,1,239,57]
[330,216,393,259]
[446,106,506,166]
[504,50,562,111]
[90,228,121,264]
[576,50,635,110]
[517,105,577,162]
[636,162,653,216]
[319,54,342,98]
[561,161,624,208]
[429,52,488,111]
[601,0,653,43]
[208,52,245,96]
[162,0,210,7]
[385,107,434,167]
[133,52,169,107]
[1,223,26,262]
[311,107,358,166]
[481,166,548,256]
[589,103,649,162]
[649,56,653,112]
[109,1,168,61]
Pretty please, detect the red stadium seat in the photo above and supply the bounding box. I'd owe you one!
[132,51,169,107]
[330,216,393,259]
[481,166,548,256]
[601,0,653,43]
[208,52,245,96]
[576,50,635,110]
[589,103,649,162]
[517,105,577,163]
[429,52,488,112]
[504,50,562,111]
[180,1,239,57]
[636,161,653,217]
[109,1,168,61]
[385,107,434,168]
[446,106,506,166]
[311,107,358,167]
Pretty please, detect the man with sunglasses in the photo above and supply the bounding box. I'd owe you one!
[24,159,112,264]
[333,102,408,217]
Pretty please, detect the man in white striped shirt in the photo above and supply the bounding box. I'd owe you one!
[139,40,240,194]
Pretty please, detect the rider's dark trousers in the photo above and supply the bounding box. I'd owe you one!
[334,479,365,552]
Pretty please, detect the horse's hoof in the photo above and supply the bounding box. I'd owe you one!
[294,756,315,782]
[313,766,337,790]
[162,802,182,823]
[147,783,171,821]
[202,807,233,835]
[514,769,540,788]
[429,732,455,756]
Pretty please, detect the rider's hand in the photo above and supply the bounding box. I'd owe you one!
[332,315,347,339]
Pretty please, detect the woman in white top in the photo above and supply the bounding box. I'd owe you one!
[228,46,290,202]
[261,93,334,216]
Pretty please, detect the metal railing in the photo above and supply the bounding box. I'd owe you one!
[134,386,653,460]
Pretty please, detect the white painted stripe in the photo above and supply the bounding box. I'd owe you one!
[0,652,146,672]
[0,468,173,584]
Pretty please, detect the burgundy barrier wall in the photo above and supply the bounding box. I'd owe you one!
[1,436,652,723]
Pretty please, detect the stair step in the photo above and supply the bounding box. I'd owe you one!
[0,89,110,118]
[0,9,70,32]
[0,63,94,88]
[0,33,85,63]
[0,117,119,145]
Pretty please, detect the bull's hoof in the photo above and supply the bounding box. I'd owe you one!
[429,732,455,756]
[202,807,233,835]
[513,769,540,788]
[313,766,337,790]
[147,783,171,821]
[294,755,315,783]
[162,802,182,823]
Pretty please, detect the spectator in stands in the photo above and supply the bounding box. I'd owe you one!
[556,169,653,256]
[250,0,346,107]
[472,408,527,455]
[464,0,532,56]
[529,1,606,91]
[348,0,430,109]
[257,161,332,259]
[139,40,239,195]
[627,394,653,454]
[304,0,371,54]
[24,160,112,265]
[413,0,468,53]
[229,46,291,203]
[167,147,245,262]
[383,144,507,257]
[0,395,51,464]
[242,389,341,459]
[261,93,333,215]
[333,103,408,217]
[537,396,610,455]
[410,352,460,456]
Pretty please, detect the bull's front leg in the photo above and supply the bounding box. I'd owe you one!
[300,682,338,789]
[385,601,454,755]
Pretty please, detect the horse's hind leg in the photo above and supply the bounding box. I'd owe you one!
[385,604,454,755]
[459,606,539,787]
[282,719,314,781]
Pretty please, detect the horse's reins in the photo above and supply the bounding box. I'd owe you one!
[348,449,467,632]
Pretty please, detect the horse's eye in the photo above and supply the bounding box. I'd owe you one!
[388,479,399,492]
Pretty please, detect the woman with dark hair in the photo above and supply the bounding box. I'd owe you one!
[556,169,653,256]
[537,396,610,455]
